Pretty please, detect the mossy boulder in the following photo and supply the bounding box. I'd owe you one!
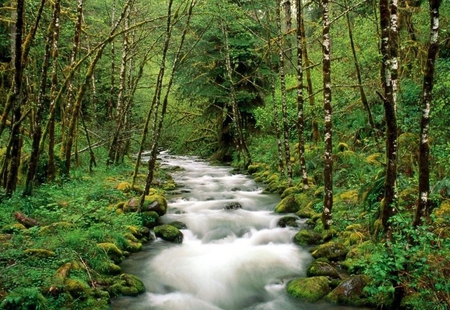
[275,193,309,214]
[281,186,302,199]
[286,276,331,302]
[154,224,183,243]
[311,242,348,261]
[117,182,132,193]
[294,229,322,246]
[143,194,168,216]
[277,216,299,228]
[295,206,318,219]
[2,223,26,233]
[325,275,371,306]
[97,243,124,263]
[141,211,159,228]
[109,274,145,297]
[247,163,266,175]
[307,260,341,278]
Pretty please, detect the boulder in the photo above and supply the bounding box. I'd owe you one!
[293,229,322,246]
[277,216,299,228]
[143,195,168,216]
[109,274,145,297]
[307,260,341,278]
[275,194,310,214]
[311,242,348,261]
[286,276,330,302]
[168,221,187,230]
[326,275,371,306]
[154,224,183,243]
[141,211,159,228]
[97,243,124,264]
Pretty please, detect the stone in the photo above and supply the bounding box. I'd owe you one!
[224,202,242,210]
[326,275,371,306]
[277,216,299,228]
[307,260,341,278]
[141,211,159,228]
[109,274,145,297]
[286,276,331,302]
[293,229,322,246]
[311,242,348,261]
[154,224,183,243]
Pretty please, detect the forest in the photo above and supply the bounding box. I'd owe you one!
[0,0,449,309]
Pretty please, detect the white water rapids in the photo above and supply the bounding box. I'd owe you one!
[111,153,369,310]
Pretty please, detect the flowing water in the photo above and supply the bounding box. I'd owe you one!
[112,153,370,310]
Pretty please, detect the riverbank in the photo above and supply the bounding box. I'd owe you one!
[0,160,175,309]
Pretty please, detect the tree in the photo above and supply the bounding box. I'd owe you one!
[321,0,333,230]
[413,0,442,227]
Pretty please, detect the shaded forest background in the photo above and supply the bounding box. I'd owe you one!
[1,0,450,309]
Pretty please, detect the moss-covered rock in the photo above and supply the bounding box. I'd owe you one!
[168,221,187,230]
[325,275,371,306]
[109,274,145,297]
[2,223,27,233]
[65,278,90,299]
[281,186,302,199]
[24,248,56,258]
[154,224,183,243]
[141,211,159,228]
[247,163,266,175]
[311,242,348,261]
[294,229,322,246]
[307,260,341,278]
[97,243,124,263]
[286,276,331,302]
[275,193,310,214]
[143,194,168,216]
[277,216,299,228]
[117,182,132,193]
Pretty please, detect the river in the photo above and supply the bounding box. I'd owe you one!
[112,153,370,310]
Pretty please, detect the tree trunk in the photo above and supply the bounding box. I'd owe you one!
[277,0,293,186]
[344,0,375,132]
[2,0,25,196]
[322,0,333,230]
[413,0,441,227]
[379,0,398,236]
[24,0,61,196]
[221,18,252,169]
[296,0,309,190]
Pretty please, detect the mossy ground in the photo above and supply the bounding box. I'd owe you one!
[0,159,168,309]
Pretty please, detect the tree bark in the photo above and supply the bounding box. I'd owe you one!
[277,0,293,186]
[344,0,375,131]
[413,0,441,227]
[24,0,61,196]
[321,0,333,230]
[296,0,309,190]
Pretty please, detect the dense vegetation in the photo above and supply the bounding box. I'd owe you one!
[1,0,449,309]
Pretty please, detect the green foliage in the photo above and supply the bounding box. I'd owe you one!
[356,213,450,309]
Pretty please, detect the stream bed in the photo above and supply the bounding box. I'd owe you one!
[111,153,371,310]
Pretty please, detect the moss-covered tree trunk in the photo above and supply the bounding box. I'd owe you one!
[296,0,308,190]
[414,0,441,227]
[277,0,293,186]
[24,0,61,196]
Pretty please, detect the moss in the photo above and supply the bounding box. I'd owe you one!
[338,142,349,152]
[65,278,90,299]
[434,199,450,218]
[325,275,371,306]
[366,153,382,165]
[307,260,341,278]
[39,222,74,235]
[293,229,322,246]
[97,243,124,263]
[311,242,348,261]
[281,186,302,199]
[339,190,359,205]
[109,274,145,297]
[143,194,168,216]
[275,193,310,214]
[24,248,56,258]
[154,224,183,243]
[117,182,132,193]
[142,211,159,228]
[286,276,330,302]
[2,223,26,233]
